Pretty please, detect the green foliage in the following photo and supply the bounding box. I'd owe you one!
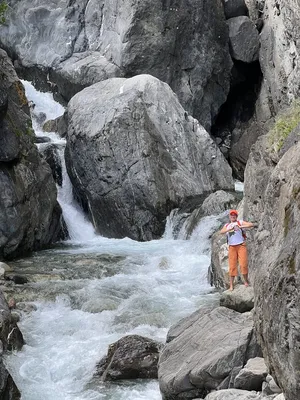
[0,1,7,24]
[268,100,300,152]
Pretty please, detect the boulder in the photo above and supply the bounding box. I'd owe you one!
[243,135,300,399]
[227,16,260,63]
[0,49,64,259]
[234,357,268,391]
[95,335,162,380]
[204,389,260,399]
[43,112,68,138]
[50,52,123,101]
[66,75,234,241]
[40,143,63,187]
[220,285,254,313]
[0,0,233,129]
[222,0,249,19]
[158,306,261,400]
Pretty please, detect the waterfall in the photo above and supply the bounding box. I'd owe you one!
[22,80,97,242]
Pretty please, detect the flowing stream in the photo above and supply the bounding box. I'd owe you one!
[5,82,225,400]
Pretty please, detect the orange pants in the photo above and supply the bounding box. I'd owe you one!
[228,243,248,277]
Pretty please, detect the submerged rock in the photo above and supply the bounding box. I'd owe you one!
[158,306,261,400]
[66,74,234,241]
[95,335,162,381]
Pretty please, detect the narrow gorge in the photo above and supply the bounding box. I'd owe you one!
[0,1,299,400]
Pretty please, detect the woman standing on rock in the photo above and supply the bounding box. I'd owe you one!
[220,210,254,291]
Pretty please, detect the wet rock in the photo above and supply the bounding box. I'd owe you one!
[15,302,37,313]
[66,75,234,241]
[43,112,67,138]
[234,357,268,391]
[95,335,162,380]
[222,0,249,19]
[220,285,254,313]
[0,49,63,259]
[34,136,51,143]
[228,16,260,63]
[204,389,260,399]
[158,307,261,400]
[40,143,63,186]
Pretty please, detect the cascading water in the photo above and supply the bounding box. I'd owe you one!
[5,82,225,400]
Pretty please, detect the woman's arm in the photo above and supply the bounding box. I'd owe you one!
[220,224,232,234]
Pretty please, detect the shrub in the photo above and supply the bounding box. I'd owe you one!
[0,1,7,24]
[269,100,300,152]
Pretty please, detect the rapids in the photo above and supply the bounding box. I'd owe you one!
[4,82,225,400]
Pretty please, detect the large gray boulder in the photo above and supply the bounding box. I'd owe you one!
[95,335,162,381]
[227,16,260,63]
[66,75,234,241]
[158,306,261,400]
[0,0,232,129]
[0,50,63,259]
[243,133,300,400]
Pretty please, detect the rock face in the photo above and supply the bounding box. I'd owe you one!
[0,0,232,129]
[95,335,162,381]
[158,306,261,400]
[66,75,234,241]
[259,0,300,113]
[220,285,254,313]
[243,131,300,400]
[0,290,24,399]
[0,49,63,259]
[227,16,260,63]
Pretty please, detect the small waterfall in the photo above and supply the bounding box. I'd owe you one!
[57,149,97,242]
[22,80,97,242]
